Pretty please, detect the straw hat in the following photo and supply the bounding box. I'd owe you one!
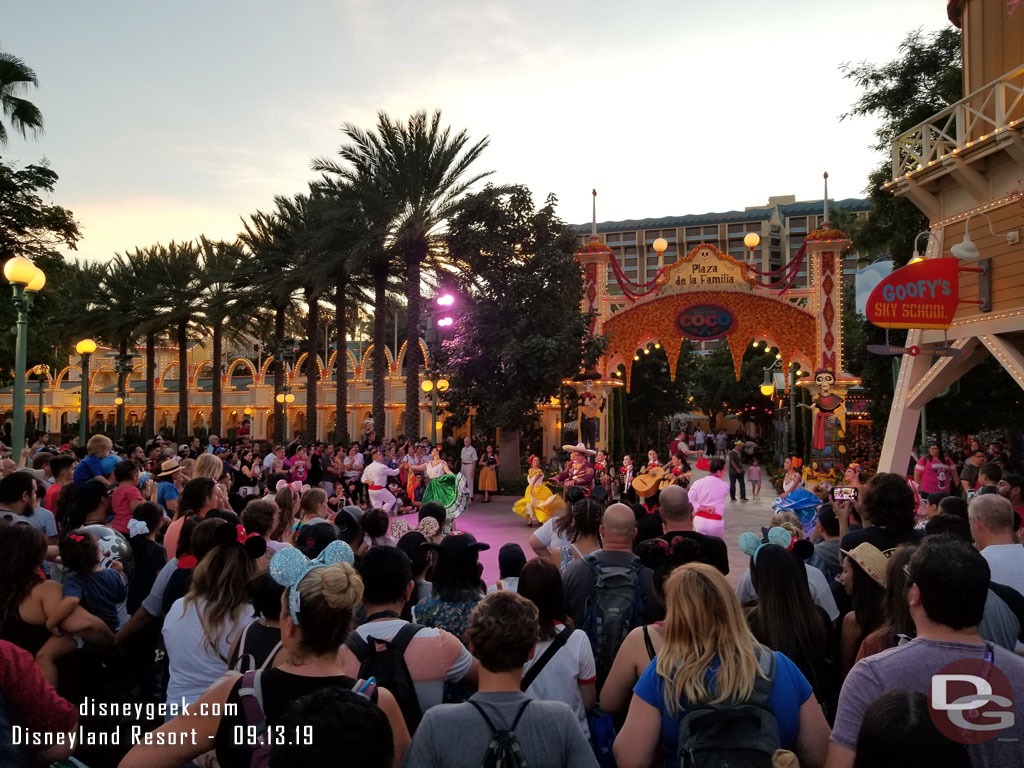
[841,542,889,587]
[561,441,597,456]
[156,458,181,478]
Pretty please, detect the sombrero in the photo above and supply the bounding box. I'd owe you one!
[561,441,597,456]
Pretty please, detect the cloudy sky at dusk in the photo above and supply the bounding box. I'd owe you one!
[5,1,950,262]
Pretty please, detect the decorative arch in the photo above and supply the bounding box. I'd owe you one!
[357,344,395,380]
[603,291,817,391]
[159,362,181,389]
[129,363,146,383]
[258,356,286,386]
[292,352,325,382]
[28,365,55,385]
[326,348,359,382]
[191,360,214,388]
[89,366,117,390]
[55,366,82,387]
[226,357,258,384]
[395,339,430,374]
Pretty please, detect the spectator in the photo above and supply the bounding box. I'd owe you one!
[403,591,597,768]
[970,494,1024,595]
[839,473,922,555]
[72,434,117,484]
[517,557,596,737]
[269,687,395,768]
[126,502,167,615]
[155,458,183,517]
[227,571,284,672]
[413,532,489,644]
[562,503,659,687]
[120,543,410,768]
[162,477,217,559]
[614,563,830,768]
[937,495,968,520]
[827,534,1024,768]
[658,484,729,574]
[55,527,128,632]
[913,441,958,497]
[0,472,57,543]
[838,542,887,676]
[111,458,154,535]
[727,440,747,502]
[808,503,842,584]
[341,545,476,727]
[488,542,527,593]
[976,461,1002,496]
[43,455,74,513]
[960,447,988,494]
[852,690,969,768]
[854,544,917,662]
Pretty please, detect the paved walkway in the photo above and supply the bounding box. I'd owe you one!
[454,472,778,588]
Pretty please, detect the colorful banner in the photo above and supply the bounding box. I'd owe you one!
[865,257,960,330]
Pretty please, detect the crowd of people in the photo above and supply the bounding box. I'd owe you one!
[0,426,1023,768]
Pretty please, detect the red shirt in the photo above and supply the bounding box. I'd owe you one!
[44,482,63,513]
[0,639,77,739]
[111,484,143,534]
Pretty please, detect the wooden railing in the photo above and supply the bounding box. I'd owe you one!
[890,64,1024,180]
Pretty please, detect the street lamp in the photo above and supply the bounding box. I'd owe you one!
[276,391,296,440]
[421,376,449,444]
[112,349,136,443]
[744,233,761,265]
[76,338,97,445]
[32,365,49,438]
[4,257,45,463]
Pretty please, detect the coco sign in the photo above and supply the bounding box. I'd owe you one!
[676,304,734,340]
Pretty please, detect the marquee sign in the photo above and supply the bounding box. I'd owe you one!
[676,304,734,340]
[661,245,753,293]
[865,257,960,330]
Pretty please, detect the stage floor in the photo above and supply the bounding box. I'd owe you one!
[452,472,781,589]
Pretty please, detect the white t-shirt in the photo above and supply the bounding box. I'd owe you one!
[162,597,250,707]
[982,544,1024,595]
[736,562,840,621]
[521,624,596,736]
[533,518,574,571]
[487,577,519,594]
[340,619,473,714]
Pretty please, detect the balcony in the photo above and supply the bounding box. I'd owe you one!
[886,64,1024,196]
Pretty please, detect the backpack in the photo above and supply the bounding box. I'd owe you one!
[582,554,645,686]
[676,647,780,768]
[469,699,532,768]
[344,620,424,732]
[238,669,375,768]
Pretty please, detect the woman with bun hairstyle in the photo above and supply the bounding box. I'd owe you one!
[161,520,266,709]
[120,541,409,768]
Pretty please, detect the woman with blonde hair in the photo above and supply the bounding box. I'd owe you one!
[120,542,409,768]
[271,483,300,541]
[194,452,230,509]
[614,563,830,768]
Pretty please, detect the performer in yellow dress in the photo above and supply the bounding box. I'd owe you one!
[513,455,563,526]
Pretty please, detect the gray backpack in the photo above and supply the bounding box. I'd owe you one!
[676,647,780,768]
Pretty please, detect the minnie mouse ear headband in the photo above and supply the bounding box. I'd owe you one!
[275,479,302,494]
[391,516,440,540]
[214,523,268,559]
[270,540,355,624]
[738,527,792,563]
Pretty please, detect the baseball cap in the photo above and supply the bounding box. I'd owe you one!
[295,522,338,557]
[423,530,490,561]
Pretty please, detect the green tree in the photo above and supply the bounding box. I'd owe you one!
[0,48,43,146]
[198,237,246,437]
[434,185,597,474]
[0,159,80,261]
[622,346,693,453]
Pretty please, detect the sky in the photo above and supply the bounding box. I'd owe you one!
[3,0,951,263]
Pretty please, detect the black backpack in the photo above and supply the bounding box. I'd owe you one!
[344,621,424,732]
[582,554,645,687]
[469,699,532,768]
[676,647,780,768]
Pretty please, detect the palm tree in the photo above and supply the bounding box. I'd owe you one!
[98,254,146,437]
[317,110,494,438]
[151,241,202,439]
[239,207,298,444]
[0,48,43,145]
[198,237,246,437]
[128,245,169,441]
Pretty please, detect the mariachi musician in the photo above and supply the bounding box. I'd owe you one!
[665,452,693,489]
[556,442,596,496]
[617,454,637,504]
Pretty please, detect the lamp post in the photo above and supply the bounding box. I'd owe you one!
[4,257,45,463]
[76,339,97,445]
[34,365,49,437]
[275,390,295,441]
[420,376,450,444]
[744,232,761,265]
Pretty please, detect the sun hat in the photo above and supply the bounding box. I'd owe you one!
[561,441,597,456]
[157,458,181,477]
[841,542,889,587]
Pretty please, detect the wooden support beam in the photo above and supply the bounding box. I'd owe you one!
[950,157,991,206]
[897,180,942,221]
[906,338,985,410]
[979,334,1024,387]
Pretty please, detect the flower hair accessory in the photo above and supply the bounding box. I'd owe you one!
[738,526,792,563]
[791,457,803,469]
[127,519,150,538]
[270,540,354,625]
[68,533,85,543]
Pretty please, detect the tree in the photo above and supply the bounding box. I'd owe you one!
[840,26,963,438]
[0,48,43,146]
[0,159,80,261]
[434,185,598,475]
[198,237,246,437]
[841,27,962,267]
[317,110,495,439]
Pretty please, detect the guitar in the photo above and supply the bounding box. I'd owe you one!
[632,466,669,499]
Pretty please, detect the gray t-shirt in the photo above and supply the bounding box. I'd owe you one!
[736,563,840,621]
[1,507,58,538]
[832,637,1024,766]
[402,691,597,768]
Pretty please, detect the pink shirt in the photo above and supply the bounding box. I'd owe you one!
[688,474,729,538]
[111,484,143,534]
